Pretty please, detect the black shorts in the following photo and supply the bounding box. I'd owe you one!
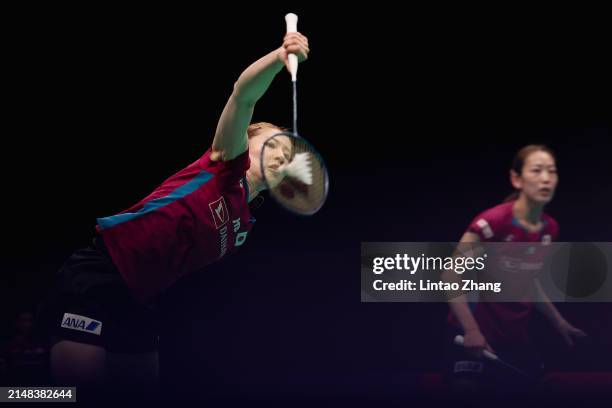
[35,236,160,353]
[444,327,545,392]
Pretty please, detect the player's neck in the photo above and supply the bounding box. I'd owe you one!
[513,195,544,226]
[245,172,262,202]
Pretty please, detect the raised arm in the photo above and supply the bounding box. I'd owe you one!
[210,32,309,162]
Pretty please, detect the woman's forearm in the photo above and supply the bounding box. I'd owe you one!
[232,48,285,105]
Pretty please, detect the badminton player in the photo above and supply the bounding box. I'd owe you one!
[444,145,587,393]
[36,31,310,397]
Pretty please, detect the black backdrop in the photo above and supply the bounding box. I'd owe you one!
[2,5,610,404]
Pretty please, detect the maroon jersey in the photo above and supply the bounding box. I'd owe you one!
[96,149,254,302]
[466,201,559,244]
[450,201,560,347]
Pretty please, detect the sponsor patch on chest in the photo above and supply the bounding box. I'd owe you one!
[209,196,229,229]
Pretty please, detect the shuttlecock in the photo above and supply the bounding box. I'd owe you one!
[283,152,313,185]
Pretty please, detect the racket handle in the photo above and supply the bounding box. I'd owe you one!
[454,334,498,361]
[285,13,299,82]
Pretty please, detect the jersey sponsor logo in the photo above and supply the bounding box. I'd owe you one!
[476,219,494,239]
[504,234,514,242]
[500,256,542,273]
[231,218,249,246]
[235,231,248,247]
[209,196,229,229]
[219,218,250,257]
[454,360,484,373]
[60,313,102,335]
[219,225,229,258]
[542,234,551,245]
[500,256,521,272]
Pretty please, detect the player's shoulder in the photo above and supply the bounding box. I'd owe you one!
[467,201,514,240]
[199,148,250,173]
[474,201,514,226]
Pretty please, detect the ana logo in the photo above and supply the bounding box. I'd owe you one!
[60,313,102,336]
[209,196,229,229]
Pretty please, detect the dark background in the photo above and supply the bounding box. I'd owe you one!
[2,5,611,404]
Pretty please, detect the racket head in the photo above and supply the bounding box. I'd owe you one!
[259,131,329,216]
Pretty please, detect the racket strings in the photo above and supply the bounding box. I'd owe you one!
[263,134,328,215]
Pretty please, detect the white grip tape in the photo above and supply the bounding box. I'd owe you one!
[285,13,298,32]
[285,13,299,81]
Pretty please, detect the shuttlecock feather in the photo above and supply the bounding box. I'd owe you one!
[283,152,313,185]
